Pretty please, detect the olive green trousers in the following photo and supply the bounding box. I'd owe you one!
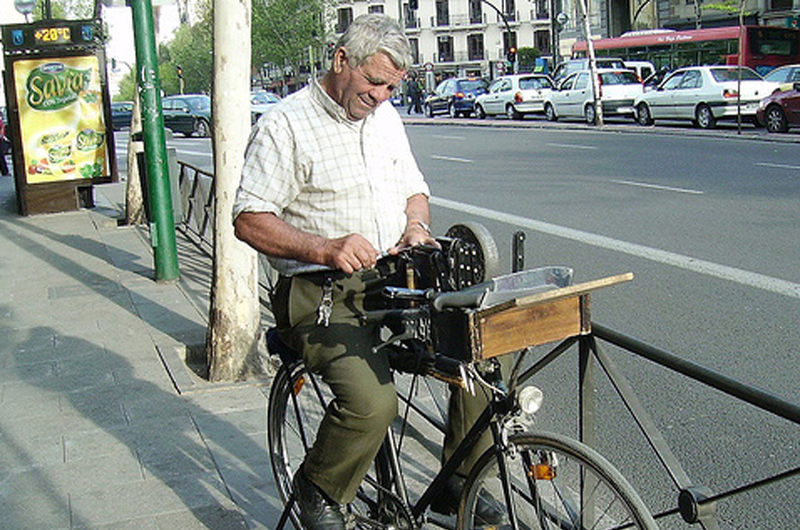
[272,269,499,504]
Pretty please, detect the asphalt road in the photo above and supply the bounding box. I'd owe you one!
[117,121,800,529]
[405,123,800,529]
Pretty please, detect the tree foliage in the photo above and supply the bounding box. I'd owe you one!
[114,0,337,99]
[31,0,95,20]
[165,12,213,95]
[252,0,333,72]
[517,47,541,72]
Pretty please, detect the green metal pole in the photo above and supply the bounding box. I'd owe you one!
[129,0,180,282]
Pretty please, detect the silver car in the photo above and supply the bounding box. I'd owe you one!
[543,69,643,124]
[634,66,778,129]
[474,74,554,120]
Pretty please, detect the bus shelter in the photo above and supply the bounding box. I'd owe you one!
[2,18,117,215]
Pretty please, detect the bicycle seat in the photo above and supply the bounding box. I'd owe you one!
[266,328,301,366]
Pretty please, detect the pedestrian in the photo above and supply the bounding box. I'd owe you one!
[0,113,10,177]
[407,71,423,114]
[233,14,502,530]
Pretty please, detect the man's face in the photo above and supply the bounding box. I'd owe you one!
[337,51,406,121]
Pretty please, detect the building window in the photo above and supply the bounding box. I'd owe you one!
[536,0,549,19]
[436,0,450,26]
[467,34,484,60]
[469,0,483,24]
[535,30,550,54]
[769,0,792,9]
[504,0,516,21]
[438,35,454,62]
[337,8,353,33]
[368,5,384,14]
[404,3,418,28]
[409,37,420,64]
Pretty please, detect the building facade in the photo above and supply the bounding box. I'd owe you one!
[333,0,559,80]
[331,0,800,82]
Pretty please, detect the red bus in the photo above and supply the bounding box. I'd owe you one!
[572,26,800,76]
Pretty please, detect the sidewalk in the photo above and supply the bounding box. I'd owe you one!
[0,177,281,529]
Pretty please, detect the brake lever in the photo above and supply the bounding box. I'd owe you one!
[371,331,416,354]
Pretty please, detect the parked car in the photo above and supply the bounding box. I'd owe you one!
[162,94,212,137]
[624,60,656,82]
[250,90,280,124]
[643,68,671,91]
[551,57,627,82]
[763,64,800,91]
[110,101,133,131]
[756,81,800,132]
[633,66,778,129]
[425,77,489,118]
[543,69,643,124]
[474,74,553,120]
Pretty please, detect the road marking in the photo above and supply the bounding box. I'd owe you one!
[431,155,474,163]
[610,179,704,195]
[546,143,598,150]
[756,162,800,171]
[433,135,467,140]
[431,196,800,299]
[171,149,212,157]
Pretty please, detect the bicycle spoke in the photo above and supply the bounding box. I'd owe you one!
[460,433,656,530]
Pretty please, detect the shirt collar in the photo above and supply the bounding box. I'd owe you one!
[310,77,370,130]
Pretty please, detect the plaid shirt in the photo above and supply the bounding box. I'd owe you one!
[234,79,429,275]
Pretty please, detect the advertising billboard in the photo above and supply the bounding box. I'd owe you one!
[12,54,110,185]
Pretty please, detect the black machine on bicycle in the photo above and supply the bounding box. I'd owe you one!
[267,223,655,530]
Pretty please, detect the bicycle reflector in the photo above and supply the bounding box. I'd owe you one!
[530,452,559,481]
[293,375,306,396]
[518,386,544,415]
[531,461,557,480]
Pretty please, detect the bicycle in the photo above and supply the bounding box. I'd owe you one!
[267,225,657,530]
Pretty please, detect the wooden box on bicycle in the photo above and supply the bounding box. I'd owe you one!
[433,273,633,362]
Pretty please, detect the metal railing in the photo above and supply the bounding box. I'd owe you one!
[173,160,800,529]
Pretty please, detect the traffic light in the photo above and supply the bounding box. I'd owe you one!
[176,65,183,79]
[506,48,517,64]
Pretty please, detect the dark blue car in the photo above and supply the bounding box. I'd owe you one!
[425,77,489,118]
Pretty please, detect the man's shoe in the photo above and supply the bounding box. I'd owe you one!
[292,468,347,530]
[430,475,507,526]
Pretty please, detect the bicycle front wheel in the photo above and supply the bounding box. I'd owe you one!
[459,431,657,530]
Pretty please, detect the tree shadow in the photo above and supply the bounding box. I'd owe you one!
[0,192,280,527]
[2,314,281,529]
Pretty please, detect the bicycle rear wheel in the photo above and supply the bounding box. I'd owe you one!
[268,361,409,530]
[459,431,657,530]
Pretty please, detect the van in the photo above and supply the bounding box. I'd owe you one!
[552,57,627,82]
[623,60,656,81]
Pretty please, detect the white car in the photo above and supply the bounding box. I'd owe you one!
[633,66,778,129]
[251,90,281,124]
[543,69,643,124]
[474,74,554,120]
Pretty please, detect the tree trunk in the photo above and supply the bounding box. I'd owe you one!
[125,95,146,225]
[207,0,263,381]
[580,0,604,126]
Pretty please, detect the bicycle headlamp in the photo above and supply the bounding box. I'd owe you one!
[518,386,544,415]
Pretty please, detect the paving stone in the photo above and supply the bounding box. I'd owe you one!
[69,472,233,526]
[0,451,144,501]
[154,505,249,530]
[0,493,70,530]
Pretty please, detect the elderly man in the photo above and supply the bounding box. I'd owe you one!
[234,14,498,530]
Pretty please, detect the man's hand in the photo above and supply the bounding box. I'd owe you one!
[388,221,440,255]
[319,234,381,275]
